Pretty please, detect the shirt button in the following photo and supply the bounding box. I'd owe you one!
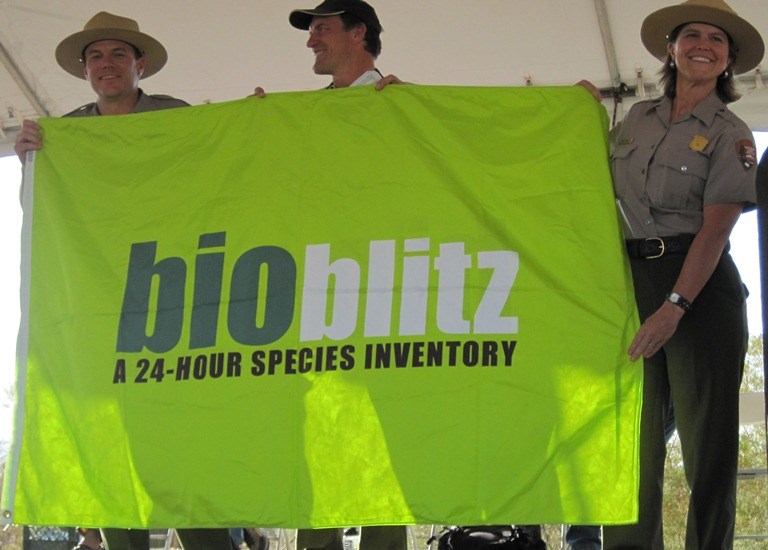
[681,166,688,172]
[645,219,652,225]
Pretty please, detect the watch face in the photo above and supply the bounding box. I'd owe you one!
[667,292,691,311]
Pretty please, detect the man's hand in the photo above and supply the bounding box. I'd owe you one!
[375,74,406,90]
[14,120,42,165]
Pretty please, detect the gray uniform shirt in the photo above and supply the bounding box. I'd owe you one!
[611,93,756,238]
[63,88,189,117]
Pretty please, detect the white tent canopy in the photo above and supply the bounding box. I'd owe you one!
[1,0,767,157]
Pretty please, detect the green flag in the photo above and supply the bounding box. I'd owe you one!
[3,85,641,529]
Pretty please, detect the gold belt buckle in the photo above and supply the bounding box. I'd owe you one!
[645,237,665,259]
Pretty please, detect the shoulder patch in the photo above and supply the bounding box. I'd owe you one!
[736,139,757,169]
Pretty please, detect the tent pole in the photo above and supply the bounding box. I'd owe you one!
[593,0,628,126]
[0,36,51,118]
[593,0,621,89]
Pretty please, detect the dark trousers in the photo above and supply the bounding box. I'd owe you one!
[565,524,601,549]
[297,526,407,550]
[101,528,232,550]
[603,253,747,549]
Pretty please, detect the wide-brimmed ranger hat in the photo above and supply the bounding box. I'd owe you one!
[289,0,382,33]
[641,0,764,74]
[55,11,168,79]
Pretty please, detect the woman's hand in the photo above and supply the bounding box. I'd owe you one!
[628,301,685,361]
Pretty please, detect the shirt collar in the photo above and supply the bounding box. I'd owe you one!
[349,70,383,87]
[131,88,149,112]
[650,92,725,128]
[689,92,727,127]
[326,69,383,89]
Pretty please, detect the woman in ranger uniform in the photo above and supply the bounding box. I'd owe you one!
[602,0,764,548]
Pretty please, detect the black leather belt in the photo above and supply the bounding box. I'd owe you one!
[625,234,695,259]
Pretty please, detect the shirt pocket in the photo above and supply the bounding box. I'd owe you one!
[610,142,639,199]
[648,150,709,210]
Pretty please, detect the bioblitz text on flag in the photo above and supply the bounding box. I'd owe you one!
[112,231,519,384]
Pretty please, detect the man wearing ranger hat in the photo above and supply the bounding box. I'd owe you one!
[13,11,231,550]
[13,11,188,163]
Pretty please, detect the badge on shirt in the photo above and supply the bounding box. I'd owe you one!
[689,135,708,151]
[736,139,757,169]
[618,137,634,145]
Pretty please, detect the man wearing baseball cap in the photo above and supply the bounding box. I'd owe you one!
[14,11,188,163]
[251,0,401,96]
[13,11,231,550]
[289,4,406,548]
[288,0,402,90]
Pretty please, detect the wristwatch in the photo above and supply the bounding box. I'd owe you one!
[666,292,692,312]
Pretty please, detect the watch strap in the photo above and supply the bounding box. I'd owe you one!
[666,291,692,312]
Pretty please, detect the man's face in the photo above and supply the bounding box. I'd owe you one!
[82,39,144,100]
[306,15,358,75]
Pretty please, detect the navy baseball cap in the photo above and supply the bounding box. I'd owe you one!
[289,0,382,33]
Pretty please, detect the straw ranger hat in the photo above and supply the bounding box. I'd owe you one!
[55,11,168,79]
[641,0,764,74]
